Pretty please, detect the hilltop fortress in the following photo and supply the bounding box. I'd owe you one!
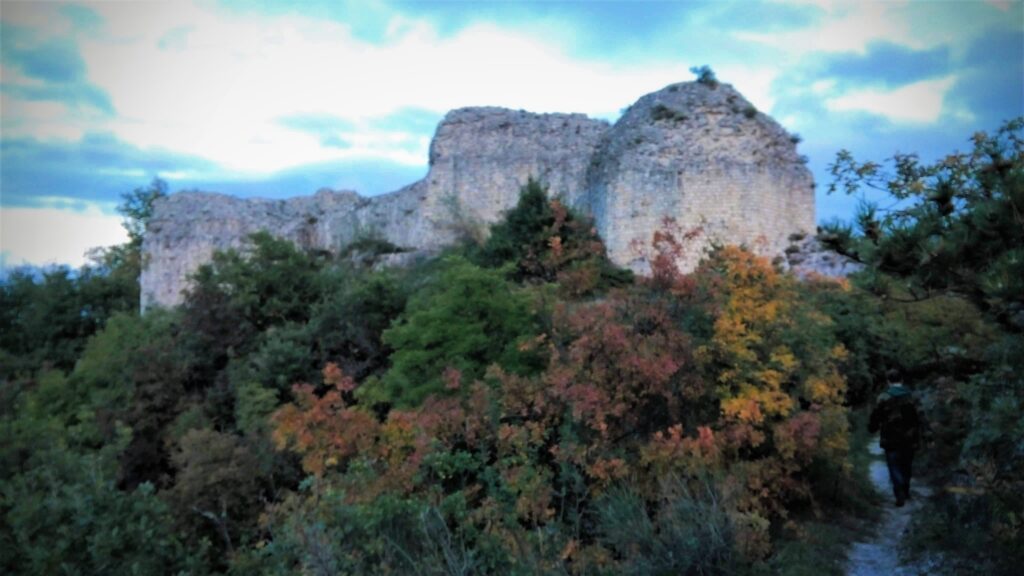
[141,81,816,309]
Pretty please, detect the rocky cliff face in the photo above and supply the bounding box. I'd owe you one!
[141,81,816,309]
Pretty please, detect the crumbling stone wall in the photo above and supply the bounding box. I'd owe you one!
[583,81,814,272]
[141,81,815,310]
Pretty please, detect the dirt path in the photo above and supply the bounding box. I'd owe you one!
[845,439,933,576]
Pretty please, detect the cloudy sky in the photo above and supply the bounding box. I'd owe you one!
[1,0,1022,269]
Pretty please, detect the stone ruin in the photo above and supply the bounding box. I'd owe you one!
[141,80,817,309]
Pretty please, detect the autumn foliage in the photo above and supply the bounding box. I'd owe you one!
[267,227,851,571]
[6,130,1019,574]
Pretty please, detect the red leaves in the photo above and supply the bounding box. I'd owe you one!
[774,411,822,463]
[646,217,704,294]
[443,366,462,391]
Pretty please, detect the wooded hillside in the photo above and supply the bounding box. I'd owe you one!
[2,121,1021,575]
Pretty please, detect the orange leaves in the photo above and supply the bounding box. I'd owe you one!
[721,387,794,426]
[656,241,853,556]
[721,396,766,425]
[694,246,840,433]
[322,362,356,392]
[271,363,429,479]
[644,219,706,295]
[547,235,564,258]
[270,378,378,477]
[588,458,627,484]
[443,366,462,391]
[641,425,721,477]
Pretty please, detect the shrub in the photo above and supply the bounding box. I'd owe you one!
[651,103,688,123]
[475,178,632,295]
[690,65,719,88]
[371,257,543,407]
[307,268,410,381]
[596,477,734,575]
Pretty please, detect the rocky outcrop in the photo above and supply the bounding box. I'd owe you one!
[141,81,817,310]
[784,234,865,279]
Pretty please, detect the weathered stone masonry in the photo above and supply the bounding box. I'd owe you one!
[141,81,815,309]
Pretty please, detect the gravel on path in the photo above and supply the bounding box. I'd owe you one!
[845,439,935,576]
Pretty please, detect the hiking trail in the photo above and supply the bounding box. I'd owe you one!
[845,439,935,576]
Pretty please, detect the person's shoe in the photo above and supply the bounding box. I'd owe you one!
[895,498,906,507]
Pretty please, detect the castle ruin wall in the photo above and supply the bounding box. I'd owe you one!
[141,81,815,310]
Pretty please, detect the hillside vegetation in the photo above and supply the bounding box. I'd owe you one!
[2,121,1021,575]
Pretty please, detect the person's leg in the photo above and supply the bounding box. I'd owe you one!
[902,449,915,500]
[885,449,907,505]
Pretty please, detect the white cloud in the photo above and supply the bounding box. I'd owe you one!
[0,96,88,140]
[811,79,836,95]
[825,75,960,124]
[716,65,780,113]
[0,205,127,268]
[738,2,918,55]
[50,2,692,175]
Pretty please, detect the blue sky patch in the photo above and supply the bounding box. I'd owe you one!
[822,42,951,88]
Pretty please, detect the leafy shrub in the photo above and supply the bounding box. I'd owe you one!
[234,484,475,576]
[185,232,326,336]
[475,178,632,295]
[340,227,407,267]
[371,257,543,407]
[307,268,410,380]
[0,427,204,575]
[167,429,266,558]
[265,237,850,569]
[690,65,719,87]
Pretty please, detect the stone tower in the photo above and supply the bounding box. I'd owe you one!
[584,81,814,273]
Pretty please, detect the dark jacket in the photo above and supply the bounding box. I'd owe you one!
[869,385,921,451]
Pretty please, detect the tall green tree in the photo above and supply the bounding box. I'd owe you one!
[827,119,1023,330]
[0,178,167,378]
[826,118,1024,571]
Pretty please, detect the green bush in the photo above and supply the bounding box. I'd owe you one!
[474,178,632,294]
[370,257,543,407]
[307,267,410,380]
[0,428,204,575]
[690,65,719,87]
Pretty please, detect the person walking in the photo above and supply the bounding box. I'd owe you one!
[868,371,922,507]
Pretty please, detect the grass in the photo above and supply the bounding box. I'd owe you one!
[763,521,854,576]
